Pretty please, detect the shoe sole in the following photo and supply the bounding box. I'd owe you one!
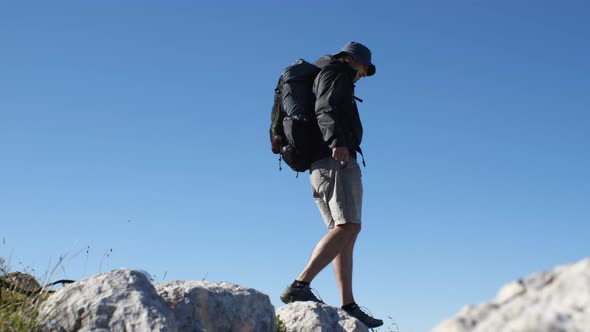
[280,294,323,304]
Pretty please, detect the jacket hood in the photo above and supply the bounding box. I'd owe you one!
[313,55,339,70]
[313,55,356,77]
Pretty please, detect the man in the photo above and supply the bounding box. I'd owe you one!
[280,42,383,328]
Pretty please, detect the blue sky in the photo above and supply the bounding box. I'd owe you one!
[1,1,589,331]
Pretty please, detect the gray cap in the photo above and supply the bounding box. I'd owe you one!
[334,41,376,76]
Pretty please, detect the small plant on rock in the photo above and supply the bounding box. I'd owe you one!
[276,314,287,332]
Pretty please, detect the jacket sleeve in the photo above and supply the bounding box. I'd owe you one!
[313,68,352,149]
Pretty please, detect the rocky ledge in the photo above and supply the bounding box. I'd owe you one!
[35,257,590,331]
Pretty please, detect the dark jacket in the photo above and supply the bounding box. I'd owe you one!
[312,56,363,162]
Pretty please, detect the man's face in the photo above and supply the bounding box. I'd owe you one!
[353,63,369,83]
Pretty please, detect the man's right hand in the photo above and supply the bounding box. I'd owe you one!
[332,147,349,166]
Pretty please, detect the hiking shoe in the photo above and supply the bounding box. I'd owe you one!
[280,285,324,304]
[343,304,383,328]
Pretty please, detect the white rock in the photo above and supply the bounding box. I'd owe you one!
[155,280,276,332]
[39,269,176,332]
[38,269,276,332]
[432,258,590,332]
[276,302,370,332]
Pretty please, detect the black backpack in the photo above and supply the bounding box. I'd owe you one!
[270,59,322,172]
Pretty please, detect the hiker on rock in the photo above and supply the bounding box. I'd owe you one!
[279,41,383,328]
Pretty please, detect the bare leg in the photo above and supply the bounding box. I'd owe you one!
[333,229,358,305]
[296,223,361,284]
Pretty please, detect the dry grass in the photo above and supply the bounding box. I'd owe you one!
[0,258,48,332]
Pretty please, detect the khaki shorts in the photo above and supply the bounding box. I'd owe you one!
[310,157,363,229]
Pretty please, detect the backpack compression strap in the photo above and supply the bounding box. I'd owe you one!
[356,146,366,167]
